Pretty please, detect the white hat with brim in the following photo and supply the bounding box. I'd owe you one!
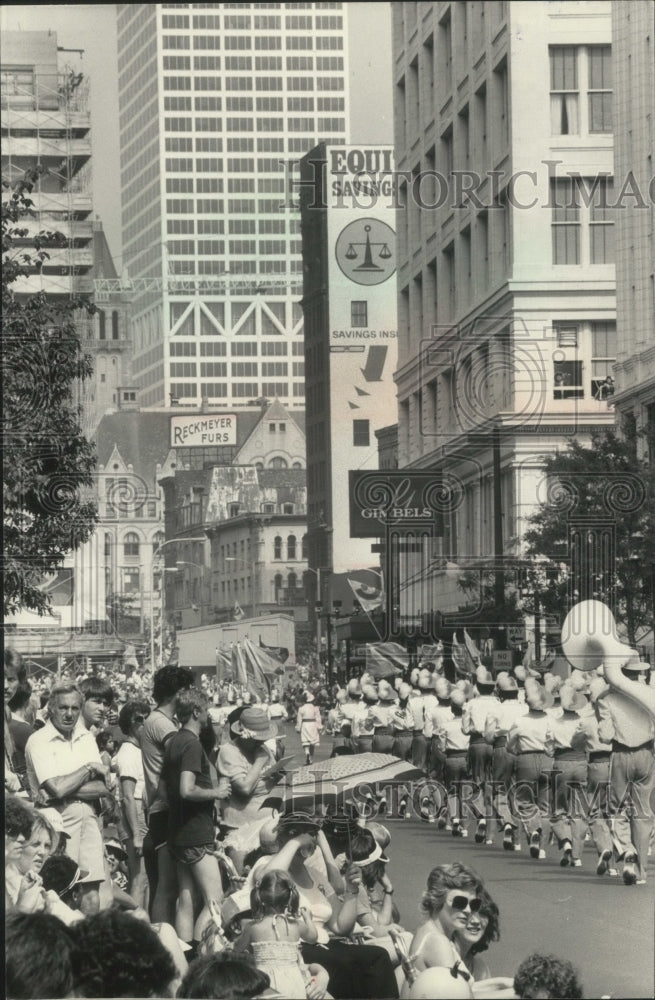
[526,686,555,711]
[559,686,589,712]
[231,707,278,741]
[623,659,654,673]
[221,887,252,925]
[37,807,70,839]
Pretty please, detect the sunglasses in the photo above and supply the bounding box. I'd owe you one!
[448,894,482,913]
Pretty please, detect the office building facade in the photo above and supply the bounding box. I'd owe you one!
[301,142,398,612]
[392,1,616,619]
[611,0,655,458]
[116,3,349,409]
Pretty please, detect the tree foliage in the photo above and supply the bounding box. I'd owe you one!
[3,170,98,617]
[523,429,655,646]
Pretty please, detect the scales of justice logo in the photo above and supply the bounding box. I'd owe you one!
[335,217,396,286]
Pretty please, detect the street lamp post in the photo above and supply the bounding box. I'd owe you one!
[303,567,321,656]
[225,557,257,618]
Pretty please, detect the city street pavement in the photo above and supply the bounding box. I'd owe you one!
[276,720,655,1000]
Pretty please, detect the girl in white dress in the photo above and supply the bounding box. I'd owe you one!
[296,692,323,765]
[235,869,321,999]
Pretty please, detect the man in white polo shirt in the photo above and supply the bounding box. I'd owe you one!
[25,680,111,912]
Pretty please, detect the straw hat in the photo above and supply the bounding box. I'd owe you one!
[623,659,654,673]
[377,679,396,702]
[496,672,518,693]
[361,683,379,703]
[231,707,278,741]
[409,668,420,688]
[513,665,528,684]
[475,665,495,689]
[559,684,588,712]
[543,673,563,696]
[347,678,362,698]
[450,689,466,708]
[525,685,555,711]
[434,677,451,700]
[305,691,315,702]
[417,669,434,691]
[398,682,412,701]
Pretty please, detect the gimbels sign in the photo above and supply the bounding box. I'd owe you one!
[349,471,445,538]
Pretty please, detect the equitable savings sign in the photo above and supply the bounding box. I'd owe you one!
[349,471,445,538]
[170,413,237,447]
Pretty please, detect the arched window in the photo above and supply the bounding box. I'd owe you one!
[104,533,112,558]
[274,573,283,601]
[269,456,288,469]
[301,534,308,559]
[292,462,302,469]
[98,310,106,340]
[123,532,139,557]
[273,535,282,560]
[287,534,296,560]
[287,571,297,592]
[111,311,119,340]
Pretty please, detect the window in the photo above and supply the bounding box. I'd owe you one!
[301,534,308,559]
[287,534,297,560]
[590,178,614,263]
[550,45,612,135]
[588,46,612,133]
[283,503,294,515]
[555,323,579,348]
[123,532,140,557]
[550,47,578,135]
[591,321,616,398]
[551,178,580,265]
[274,535,282,559]
[350,301,368,327]
[551,177,613,265]
[353,419,370,447]
[122,568,140,595]
[553,360,583,399]
[269,457,288,468]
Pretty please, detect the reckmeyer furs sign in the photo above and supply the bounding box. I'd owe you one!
[170,414,237,447]
[349,471,445,538]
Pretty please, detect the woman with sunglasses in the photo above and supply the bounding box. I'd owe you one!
[403,863,484,993]
[451,885,500,981]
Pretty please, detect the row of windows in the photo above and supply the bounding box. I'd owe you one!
[163,31,342,52]
[170,381,300,400]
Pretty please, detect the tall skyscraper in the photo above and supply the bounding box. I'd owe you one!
[392,1,616,621]
[116,3,350,410]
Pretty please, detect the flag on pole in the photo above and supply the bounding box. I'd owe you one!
[464,630,482,668]
[346,569,384,612]
[365,642,407,678]
[233,602,245,621]
[452,632,476,677]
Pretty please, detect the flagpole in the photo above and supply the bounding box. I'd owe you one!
[360,602,383,642]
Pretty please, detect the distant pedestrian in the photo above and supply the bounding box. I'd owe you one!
[296,692,323,765]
